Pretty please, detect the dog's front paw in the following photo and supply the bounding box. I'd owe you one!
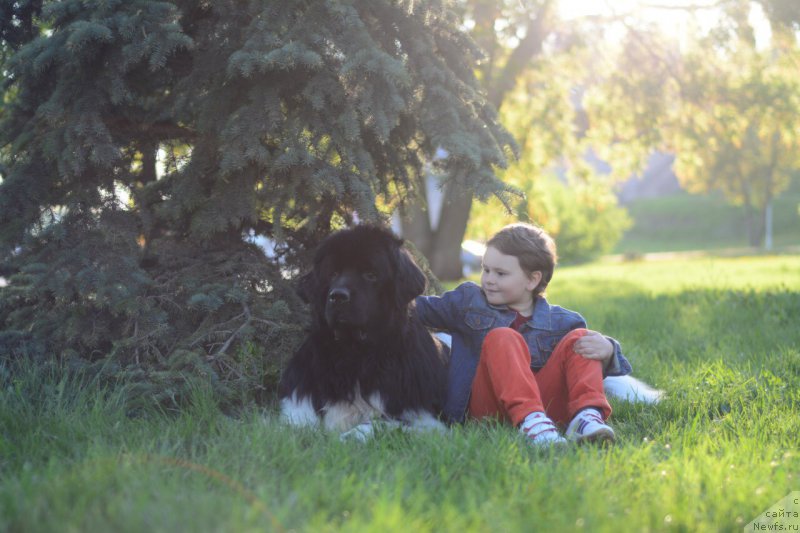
[339,422,375,442]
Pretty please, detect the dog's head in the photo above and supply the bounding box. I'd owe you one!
[298,225,427,342]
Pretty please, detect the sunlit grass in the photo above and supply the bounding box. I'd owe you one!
[1,256,798,532]
[615,187,800,254]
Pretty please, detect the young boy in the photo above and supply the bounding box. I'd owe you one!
[415,223,632,446]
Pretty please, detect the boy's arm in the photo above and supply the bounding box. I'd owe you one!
[414,283,472,332]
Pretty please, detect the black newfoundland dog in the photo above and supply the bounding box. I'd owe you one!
[279,225,448,438]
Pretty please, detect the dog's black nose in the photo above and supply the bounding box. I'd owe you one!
[328,287,350,304]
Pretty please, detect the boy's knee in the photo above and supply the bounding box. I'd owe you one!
[481,328,529,363]
[554,328,589,355]
[564,328,588,342]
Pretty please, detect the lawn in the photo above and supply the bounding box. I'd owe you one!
[614,186,800,254]
[1,255,799,532]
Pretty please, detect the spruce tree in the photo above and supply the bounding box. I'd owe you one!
[0,0,514,407]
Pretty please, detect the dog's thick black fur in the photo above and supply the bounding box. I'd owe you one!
[279,225,448,432]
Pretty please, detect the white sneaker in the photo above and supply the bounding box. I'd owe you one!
[566,408,615,444]
[520,412,567,447]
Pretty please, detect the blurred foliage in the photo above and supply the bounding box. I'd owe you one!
[467,172,631,264]
[400,0,560,279]
[467,0,800,256]
[466,23,631,262]
[672,32,800,246]
[587,0,800,248]
[756,0,800,29]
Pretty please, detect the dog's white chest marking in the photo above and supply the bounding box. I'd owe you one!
[322,385,387,432]
[280,393,318,427]
[400,410,446,432]
[280,385,388,432]
[281,386,447,439]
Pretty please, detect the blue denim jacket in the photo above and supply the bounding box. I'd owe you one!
[415,282,632,423]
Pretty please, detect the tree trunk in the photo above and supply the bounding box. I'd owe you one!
[400,2,553,280]
[763,139,777,251]
[399,195,434,259]
[428,185,473,281]
[486,1,553,109]
[400,177,472,281]
[745,204,765,248]
[764,199,773,251]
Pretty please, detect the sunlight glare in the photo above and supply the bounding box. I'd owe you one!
[558,0,772,49]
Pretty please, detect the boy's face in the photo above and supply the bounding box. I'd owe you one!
[480,246,542,315]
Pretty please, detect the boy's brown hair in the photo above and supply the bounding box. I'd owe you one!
[486,223,557,298]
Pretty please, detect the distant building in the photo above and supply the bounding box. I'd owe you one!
[617,152,682,205]
[554,149,682,205]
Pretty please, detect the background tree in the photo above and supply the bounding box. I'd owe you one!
[0,0,514,407]
[466,47,632,262]
[401,0,557,279]
[406,0,668,277]
[587,0,800,249]
[671,27,800,247]
[756,0,800,29]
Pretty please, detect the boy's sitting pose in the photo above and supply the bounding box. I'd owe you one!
[415,223,632,446]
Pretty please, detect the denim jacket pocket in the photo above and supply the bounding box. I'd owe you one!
[464,309,495,330]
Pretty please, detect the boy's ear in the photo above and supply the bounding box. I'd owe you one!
[527,271,543,292]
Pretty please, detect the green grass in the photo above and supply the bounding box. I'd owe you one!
[2,256,799,532]
[615,186,800,254]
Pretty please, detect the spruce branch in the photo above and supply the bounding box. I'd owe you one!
[212,301,252,358]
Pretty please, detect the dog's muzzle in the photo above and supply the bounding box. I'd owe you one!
[325,287,368,341]
[328,287,350,304]
[326,287,353,326]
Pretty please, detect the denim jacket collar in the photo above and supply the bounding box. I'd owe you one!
[531,296,553,331]
[486,295,553,331]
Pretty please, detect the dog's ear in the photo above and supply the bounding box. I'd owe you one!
[295,271,316,304]
[393,246,427,306]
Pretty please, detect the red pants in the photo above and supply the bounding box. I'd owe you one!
[468,327,611,427]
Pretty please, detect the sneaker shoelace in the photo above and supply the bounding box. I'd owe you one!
[576,410,605,434]
[521,417,559,440]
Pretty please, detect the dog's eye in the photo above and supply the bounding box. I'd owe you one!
[363,271,378,282]
[330,271,339,280]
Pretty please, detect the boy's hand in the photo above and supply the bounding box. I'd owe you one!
[574,330,614,363]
